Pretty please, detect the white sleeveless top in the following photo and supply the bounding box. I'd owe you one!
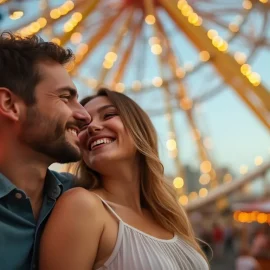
[95,196,209,270]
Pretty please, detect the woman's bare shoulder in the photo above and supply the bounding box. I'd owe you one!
[53,187,104,218]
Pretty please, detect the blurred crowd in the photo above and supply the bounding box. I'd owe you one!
[195,221,270,270]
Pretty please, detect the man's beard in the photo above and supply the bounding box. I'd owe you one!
[19,106,81,164]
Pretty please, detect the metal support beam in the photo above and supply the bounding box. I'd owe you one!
[158,0,270,130]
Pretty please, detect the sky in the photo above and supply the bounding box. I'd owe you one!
[1,0,270,190]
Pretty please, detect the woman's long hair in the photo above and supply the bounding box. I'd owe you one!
[68,88,207,261]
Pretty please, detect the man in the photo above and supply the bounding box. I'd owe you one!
[0,32,90,269]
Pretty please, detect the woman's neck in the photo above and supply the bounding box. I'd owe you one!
[98,165,142,213]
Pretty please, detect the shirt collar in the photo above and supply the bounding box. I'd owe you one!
[44,170,63,200]
[0,173,17,199]
[0,170,63,200]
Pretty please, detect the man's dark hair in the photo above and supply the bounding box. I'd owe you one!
[0,31,74,104]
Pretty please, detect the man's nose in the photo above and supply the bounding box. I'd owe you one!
[73,104,91,124]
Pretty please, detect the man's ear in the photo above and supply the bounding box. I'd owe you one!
[0,87,21,122]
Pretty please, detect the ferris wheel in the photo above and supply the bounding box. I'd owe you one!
[1,0,270,206]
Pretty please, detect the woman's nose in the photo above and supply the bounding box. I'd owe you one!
[87,122,103,135]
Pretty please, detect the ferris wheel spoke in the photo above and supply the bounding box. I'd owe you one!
[96,7,136,85]
[111,15,144,87]
[70,7,125,75]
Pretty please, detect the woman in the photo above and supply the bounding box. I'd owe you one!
[40,88,209,270]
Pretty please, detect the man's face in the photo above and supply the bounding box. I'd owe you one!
[18,61,90,164]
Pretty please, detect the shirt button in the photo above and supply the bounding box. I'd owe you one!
[15,192,23,199]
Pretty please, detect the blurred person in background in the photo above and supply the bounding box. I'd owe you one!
[40,88,209,270]
[0,32,90,270]
[212,222,225,258]
[236,246,260,270]
[251,226,270,258]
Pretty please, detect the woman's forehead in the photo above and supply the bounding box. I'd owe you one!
[84,96,113,113]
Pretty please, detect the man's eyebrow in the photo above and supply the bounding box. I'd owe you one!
[57,87,79,99]
[97,105,116,113]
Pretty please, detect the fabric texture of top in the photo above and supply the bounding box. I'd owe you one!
[95,195,209,270]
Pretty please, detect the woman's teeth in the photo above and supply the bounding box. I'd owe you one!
[91,138,113,150]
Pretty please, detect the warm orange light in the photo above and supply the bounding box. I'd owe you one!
[199,188,208,197]
[151,44,162,55]
[199,174,211,185]
[179,97,193,110]
[166,139,177,151]
[50,9,61,19]
[199,51,210,62]
[173,177,184,189]
[179,195,188,205]
[200,161,212,174]
[145,15,156,25]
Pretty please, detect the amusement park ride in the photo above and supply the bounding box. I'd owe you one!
[1,0,270,210]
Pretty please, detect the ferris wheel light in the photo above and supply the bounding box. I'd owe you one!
[254,156,263,166]
[145,15,156,25]
[199,188,208,197]
[194,17,203,26]
[105,52,118,62]
[30,22,41,33]
[199,51,210,62]
[152,76,163,87]
[212,36,223,48]
[259,0,268,3]
[203,137,213,149]
[247,72,261,85]
[176,67,186,78]
[240,165,248,174]
[177,0,187,10]
[115,83,125,93]
[173,177,184,189]
[179,195,188,206]
[189,192,198,200]
[243,0,252,10]
[166,139,177,151]
[9,11,24,20]
[71,32,82,44]
[199,174,211,185]
[51,38,61,45]
[188,13,199,24]
[179,97,193,110]
[151,44,162,55]
[181,4,193,17]
[37,18,47,28]
[200,161,212,174]
[103,60,113,69]
[207,29,218,39]
[234,52,247,65]
[218,41,229,52]
[72,12,83,22]
[50,9,61,19]
[229,23,239,33]
[240,64,251,76]
[65,0,75,10]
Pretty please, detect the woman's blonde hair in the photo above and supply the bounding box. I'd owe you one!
[68,88,207,261]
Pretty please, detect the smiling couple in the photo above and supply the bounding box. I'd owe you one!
[0,32,209,270]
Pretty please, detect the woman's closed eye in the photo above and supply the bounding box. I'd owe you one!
[104,112,118,119]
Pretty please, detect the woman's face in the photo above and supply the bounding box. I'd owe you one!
[79,96,137,173]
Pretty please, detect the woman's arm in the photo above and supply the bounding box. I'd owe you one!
[39,187,104,270]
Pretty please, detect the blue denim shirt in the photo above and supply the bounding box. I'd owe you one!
[0,170,74,270]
